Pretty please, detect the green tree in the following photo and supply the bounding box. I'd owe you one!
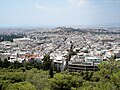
[5,82,36,90]
[33,62,43,70]
[50,73,72,90]
[26,69,50,90]
[42,54,52,70]
[49,64,54,78]
[110,71,120,89]
[2,59,10,68]
[79,81,116,90]
[13,61,23,69]
[0,59,3,67]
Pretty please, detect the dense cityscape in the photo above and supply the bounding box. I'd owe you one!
[0,26,120,69]
[0,26,120,90]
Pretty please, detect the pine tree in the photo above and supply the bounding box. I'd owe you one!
[49,64,54,78]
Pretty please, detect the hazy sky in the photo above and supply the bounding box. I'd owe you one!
[0,0,120,27]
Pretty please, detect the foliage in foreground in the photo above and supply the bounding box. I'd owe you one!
[0,61,120,90]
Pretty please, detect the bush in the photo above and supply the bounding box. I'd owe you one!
[26,69,50,90]
[5,82,36,90]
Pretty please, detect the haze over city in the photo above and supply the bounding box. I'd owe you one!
[0,0,120,27]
